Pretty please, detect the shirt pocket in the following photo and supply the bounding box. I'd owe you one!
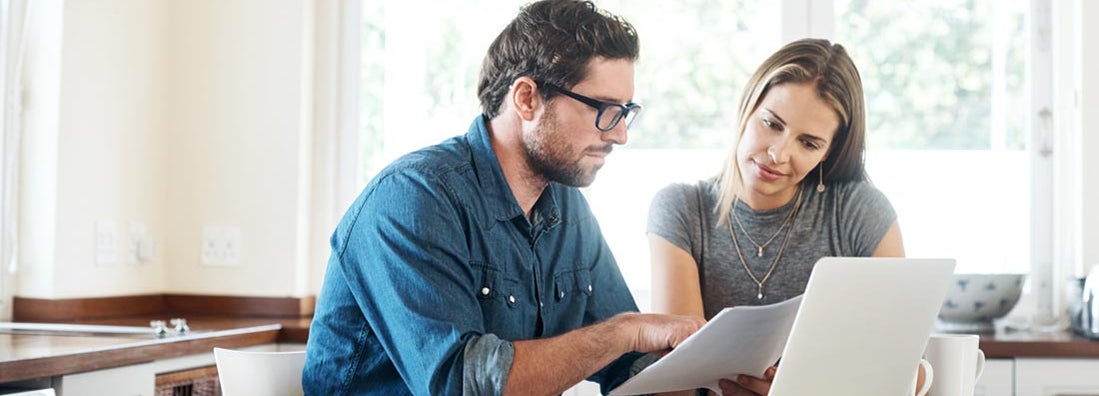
[553,268,593,302]
[472,261,520,335]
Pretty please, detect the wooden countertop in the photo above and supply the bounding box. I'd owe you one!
[980,328,1099,358]
[0,322,281,383]
[6,292,1099,384]
[2,294,315,384]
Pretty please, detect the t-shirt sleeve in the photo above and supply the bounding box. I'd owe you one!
[837,182,898,256]
[646,183,700,257]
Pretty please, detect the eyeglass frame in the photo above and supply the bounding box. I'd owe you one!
[538,82,643,132]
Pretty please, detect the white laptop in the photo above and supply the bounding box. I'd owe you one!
[768,257,955,396]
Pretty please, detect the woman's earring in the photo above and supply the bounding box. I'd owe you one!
[816,162,826,192]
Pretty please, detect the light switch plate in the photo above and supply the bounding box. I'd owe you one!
[95,221,117,266]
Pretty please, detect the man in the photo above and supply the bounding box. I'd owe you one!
[302,1,703,394]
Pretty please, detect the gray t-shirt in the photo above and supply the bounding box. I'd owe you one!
[647,179,897,319]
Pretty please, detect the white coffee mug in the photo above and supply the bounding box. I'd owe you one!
[907,358,934,396]
[924,334,986,396]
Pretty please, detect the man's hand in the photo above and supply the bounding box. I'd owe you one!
[615,313,705,355]
[716,365,776,395]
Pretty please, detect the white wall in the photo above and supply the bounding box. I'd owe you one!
[1079,0,1099,276]
[10,0,1099,305]
[53,0,167,297]
[160,0,314,296]
[16,0,326,300]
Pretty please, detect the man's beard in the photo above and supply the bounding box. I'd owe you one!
[523,110,610,187]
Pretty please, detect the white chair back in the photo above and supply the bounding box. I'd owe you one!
[214,347,306,396]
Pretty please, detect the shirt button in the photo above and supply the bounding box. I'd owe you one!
[558,291,565,299]
[508,295,516,304]
[587,284,593,293]
[481,287,490,296]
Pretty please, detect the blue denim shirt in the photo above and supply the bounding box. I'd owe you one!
[303,116,642,395]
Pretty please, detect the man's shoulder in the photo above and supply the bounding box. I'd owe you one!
[377,135,475,181]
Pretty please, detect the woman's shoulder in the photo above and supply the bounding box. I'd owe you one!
[652,179,717,205]
[822,179,895,212]
[827,179,887,199]
[646,178,716,210]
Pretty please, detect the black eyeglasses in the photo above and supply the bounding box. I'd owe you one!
[540,82,643,132]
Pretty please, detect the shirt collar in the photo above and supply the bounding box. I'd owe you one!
[466,115,526,222]
[466,116,562,225]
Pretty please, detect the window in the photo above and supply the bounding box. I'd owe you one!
[356,1,1047,312]
[835,0,1032,274]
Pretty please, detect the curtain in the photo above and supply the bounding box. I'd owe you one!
[1,0,29,319]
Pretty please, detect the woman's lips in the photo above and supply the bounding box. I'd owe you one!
[755,162,785,181]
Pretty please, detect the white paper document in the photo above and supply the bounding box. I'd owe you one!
[609,295,803,395]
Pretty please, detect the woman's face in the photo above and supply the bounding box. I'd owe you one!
[736,82,840,210]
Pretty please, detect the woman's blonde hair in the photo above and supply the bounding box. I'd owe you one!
[714,38,868,224]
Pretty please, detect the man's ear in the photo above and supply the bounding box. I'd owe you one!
[509,77,541,122]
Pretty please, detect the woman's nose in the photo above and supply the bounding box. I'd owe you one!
[768,141,790,164]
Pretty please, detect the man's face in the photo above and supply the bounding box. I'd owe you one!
[523,58,635,187]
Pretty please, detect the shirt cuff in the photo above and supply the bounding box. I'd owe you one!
[462,333,514,396]
[629,353,658,377]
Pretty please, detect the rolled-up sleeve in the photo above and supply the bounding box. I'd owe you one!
[462,334,514,395]
[335,172,489,395]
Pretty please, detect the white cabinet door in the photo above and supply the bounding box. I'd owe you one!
[54,363,154,396]
[975,358,1014,396]
[1016,358,1099,396]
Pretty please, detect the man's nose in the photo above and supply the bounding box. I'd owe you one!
[604,121,628,145]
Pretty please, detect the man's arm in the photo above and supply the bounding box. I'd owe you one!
[504,312,704,396]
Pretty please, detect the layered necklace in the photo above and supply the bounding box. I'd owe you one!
[728,187,804,300]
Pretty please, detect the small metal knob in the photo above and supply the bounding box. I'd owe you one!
[170,318,189,335]
[150,320,168,338]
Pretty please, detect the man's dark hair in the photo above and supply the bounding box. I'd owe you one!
[477,0,639,119]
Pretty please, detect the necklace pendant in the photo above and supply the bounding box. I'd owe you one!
[757,246,764,257]
[757,286,764,300]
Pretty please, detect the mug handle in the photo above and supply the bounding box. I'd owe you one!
[974,348,986,382]
[915,358,934,396]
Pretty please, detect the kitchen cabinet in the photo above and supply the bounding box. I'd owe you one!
[54,363,155,396]
[1015,358,1099,396]
[975,358,1014,396]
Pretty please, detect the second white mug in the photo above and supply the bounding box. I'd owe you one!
[924,333,985,396]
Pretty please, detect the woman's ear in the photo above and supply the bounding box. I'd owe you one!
[509,77,541,122]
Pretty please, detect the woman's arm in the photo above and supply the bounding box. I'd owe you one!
[649,234,706,318]
[649,234,706,396]
[872,220,905,257]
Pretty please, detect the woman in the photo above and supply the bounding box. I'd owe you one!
[647,38,906,395]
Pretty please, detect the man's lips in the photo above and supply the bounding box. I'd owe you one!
[587,146,613,158]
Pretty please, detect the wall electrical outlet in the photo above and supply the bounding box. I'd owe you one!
[202,225,241,266]
[95,221,118,266]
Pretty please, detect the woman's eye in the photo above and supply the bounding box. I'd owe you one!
[762,118,778,130]
[802,140,821,150]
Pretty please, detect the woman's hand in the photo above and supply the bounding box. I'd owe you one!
[715,365,776,395]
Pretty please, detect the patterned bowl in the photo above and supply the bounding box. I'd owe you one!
[936,273,1026,332]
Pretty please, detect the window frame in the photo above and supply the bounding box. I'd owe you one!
[343,0,1065,319]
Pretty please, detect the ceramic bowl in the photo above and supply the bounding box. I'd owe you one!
[937,273,1025,332]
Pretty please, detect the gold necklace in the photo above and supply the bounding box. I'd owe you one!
[728,188,804,300]
[733,192,801,257]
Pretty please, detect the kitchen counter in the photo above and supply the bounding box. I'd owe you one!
[2,294,315,385]
[980,328,1099,358]
[0,317,296,383]
[6,292,1099,386]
